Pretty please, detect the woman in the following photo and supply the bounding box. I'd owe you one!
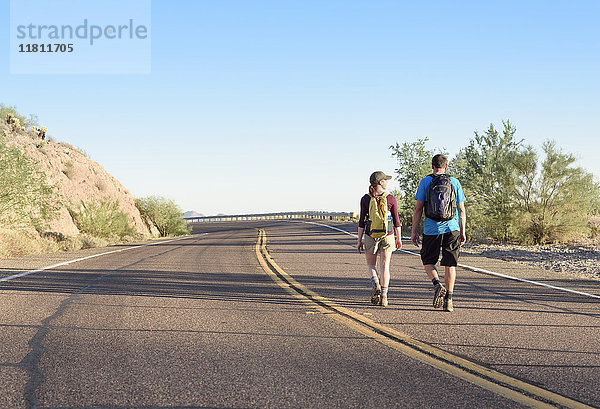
[356,171,402,306]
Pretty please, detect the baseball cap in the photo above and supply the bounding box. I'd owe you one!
[370,171,392,185]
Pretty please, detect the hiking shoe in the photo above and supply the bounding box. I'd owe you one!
[433,283,447,309]
[379,294,388,307]
[443,298,454,312]
[371,285,382,305]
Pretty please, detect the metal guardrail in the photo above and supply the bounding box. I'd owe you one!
[184,211,354,223]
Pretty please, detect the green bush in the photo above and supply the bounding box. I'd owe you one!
[452,121,600,244]
[0,137,59,229]
[136,196,191,237]
[69,199,136,239]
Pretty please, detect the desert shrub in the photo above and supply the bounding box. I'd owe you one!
[136,196,191,237]
[0,105,26,128]
[55,234,108,251]
[69,199,135,239]
[0,138,59,229]
[41,231,67,242]
[40,231,81,252]
[62,161,75,179]
[78,233,109,249]
[0,104,38,131]
[57,236,83,252]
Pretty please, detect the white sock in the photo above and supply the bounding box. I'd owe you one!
[369,266,379,288]
[381,286,389,296]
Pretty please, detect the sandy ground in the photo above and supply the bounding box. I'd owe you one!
[462,241,600,281]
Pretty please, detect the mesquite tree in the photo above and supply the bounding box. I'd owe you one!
[390,138,439,225]
[452,121,599,244]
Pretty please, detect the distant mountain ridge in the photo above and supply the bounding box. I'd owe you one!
[183,211,204,218]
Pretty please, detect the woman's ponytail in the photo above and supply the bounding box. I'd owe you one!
[368,184,377,197]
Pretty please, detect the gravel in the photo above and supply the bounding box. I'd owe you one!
[461,242,600,281]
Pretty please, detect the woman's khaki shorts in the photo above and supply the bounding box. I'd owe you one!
[364,234,396,254]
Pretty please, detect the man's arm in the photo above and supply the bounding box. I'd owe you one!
[458,201,466,246]
[411,200,424,246]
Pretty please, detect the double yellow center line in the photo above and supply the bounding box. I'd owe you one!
[255,228,593,409]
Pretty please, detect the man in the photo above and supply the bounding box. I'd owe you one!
[411,154,466,312]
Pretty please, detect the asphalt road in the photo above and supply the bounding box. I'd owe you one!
[1,221,598,408]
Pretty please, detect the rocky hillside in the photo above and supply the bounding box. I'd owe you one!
[1,123,159,238]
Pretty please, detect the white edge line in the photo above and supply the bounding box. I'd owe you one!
[293,221,600,300]
[0,234,207,283]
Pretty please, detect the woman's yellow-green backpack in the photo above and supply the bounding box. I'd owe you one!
[366,192,392,239]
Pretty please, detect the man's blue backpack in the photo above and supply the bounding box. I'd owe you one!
[424,174,457,222]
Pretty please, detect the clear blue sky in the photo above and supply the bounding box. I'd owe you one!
[2,0,599,215]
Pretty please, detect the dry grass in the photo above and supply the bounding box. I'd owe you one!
[0,228,142,259]
[0,228,59,258]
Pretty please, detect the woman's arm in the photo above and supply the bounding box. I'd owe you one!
[357,226,365,254]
